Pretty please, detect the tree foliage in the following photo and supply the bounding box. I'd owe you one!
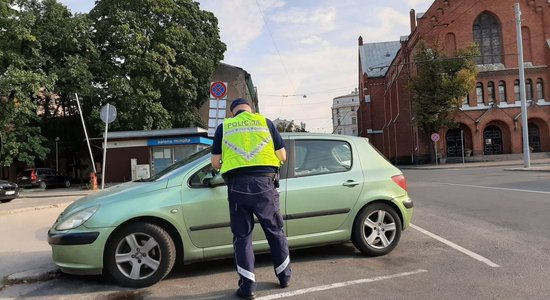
[409,41,479,135]
[0,0,226,167]
[88,0,226,130]
[275,119,307,132]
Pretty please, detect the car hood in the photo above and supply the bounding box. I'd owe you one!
[0,180,16,186]
[62,179,168,216]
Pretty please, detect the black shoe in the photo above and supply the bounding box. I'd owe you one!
[279,280,290,288]
[236,289,256,300]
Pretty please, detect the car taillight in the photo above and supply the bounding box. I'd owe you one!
[391,174,407,191]
[31,170,37,181]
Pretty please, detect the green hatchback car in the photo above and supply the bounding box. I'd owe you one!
[48,133,413,288]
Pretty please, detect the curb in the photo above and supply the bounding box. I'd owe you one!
[0,202,73,216]
[2,266,61,287]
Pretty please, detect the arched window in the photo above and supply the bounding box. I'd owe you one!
[473,12,502,64]
[476,82,484,104]
[498,81,507,102]
[445,33,457,56]
[526,79,533,100]
[514,79,520,101]
[488,81,495,103]
[521,26,532,62]
[536,78,544,100]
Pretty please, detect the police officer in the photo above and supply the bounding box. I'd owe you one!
[211,98,291,300]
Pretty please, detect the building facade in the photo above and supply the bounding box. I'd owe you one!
[358,0,550,164]
[332,90,360,136]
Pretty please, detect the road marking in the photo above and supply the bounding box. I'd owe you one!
[256,269,427,300]
[411,224,500,268]
[437,182,550,195]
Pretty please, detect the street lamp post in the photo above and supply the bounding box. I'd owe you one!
[55,137,60,173]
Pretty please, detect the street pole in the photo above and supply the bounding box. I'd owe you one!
[461,130,465,164]
[515,3,530,168]
[55,137,60,173]
[101,104,110,190]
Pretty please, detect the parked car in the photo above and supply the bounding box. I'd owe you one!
[17,168,71,189]
[0,180,19,203]
[48,133,413,288]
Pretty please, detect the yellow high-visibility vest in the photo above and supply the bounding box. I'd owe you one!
[220,112,280,174]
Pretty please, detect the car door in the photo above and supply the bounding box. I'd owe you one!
[181,162,288,250]
[284,138,364,237]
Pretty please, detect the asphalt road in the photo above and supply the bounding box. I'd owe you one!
[1,166,550,299]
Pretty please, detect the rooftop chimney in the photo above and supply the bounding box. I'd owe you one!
[358,36,363,46]
[410,9,417,33]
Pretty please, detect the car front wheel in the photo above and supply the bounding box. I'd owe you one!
[64,180,71,188]
[104,222,176,288]
[352,203,402,256]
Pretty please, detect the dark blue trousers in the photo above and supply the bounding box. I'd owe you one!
[227,175,291,294]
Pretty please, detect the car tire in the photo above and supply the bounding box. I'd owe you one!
[64,180,71,188]
[352,202,402,256]
[39,181,47,190]
[104,222,176,288]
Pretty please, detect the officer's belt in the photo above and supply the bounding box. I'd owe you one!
[229,173,276,179]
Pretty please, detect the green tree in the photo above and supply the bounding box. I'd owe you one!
[276,120,307,132]
[88,0,226,130]
[410,41,478,135]
[0,0,98,167]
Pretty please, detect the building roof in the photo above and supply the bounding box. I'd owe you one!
[97,127,208,139]
[359,41,401,78]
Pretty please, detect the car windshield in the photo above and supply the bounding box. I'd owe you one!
[137,147,212,182]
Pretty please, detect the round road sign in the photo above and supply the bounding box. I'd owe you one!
[210,81,227,99]
[431,133,440,142]
[100,104,117,124]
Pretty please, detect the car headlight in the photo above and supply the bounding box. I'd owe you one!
[55,206,99,231]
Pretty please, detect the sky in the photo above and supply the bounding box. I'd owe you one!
[59,0,434,133]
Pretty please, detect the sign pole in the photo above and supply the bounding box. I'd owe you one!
[434,141,438,166]
[101,104,109,190]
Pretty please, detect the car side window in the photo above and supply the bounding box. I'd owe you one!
[294,140,352,177]
[189,164,224,188]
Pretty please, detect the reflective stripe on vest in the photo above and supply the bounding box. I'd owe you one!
[220,112,280,174]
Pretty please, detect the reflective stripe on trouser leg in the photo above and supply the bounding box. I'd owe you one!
[275,256,290,275]
[237,265,255,282]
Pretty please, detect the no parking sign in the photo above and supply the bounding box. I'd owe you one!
[210,81,227,99]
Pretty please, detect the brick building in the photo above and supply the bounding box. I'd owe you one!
[358,0,550,164]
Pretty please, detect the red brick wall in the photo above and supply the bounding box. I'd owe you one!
[359,0,550,162]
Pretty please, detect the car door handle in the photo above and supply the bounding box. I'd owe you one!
[342,180,360,187]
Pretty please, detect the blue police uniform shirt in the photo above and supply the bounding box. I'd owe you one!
[211,110,285,176]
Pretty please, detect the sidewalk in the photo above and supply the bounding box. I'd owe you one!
[398,157,550,172]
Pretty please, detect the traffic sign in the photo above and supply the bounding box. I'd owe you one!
[210,81,227,99]
[100,104,117,124]
[431,133,440,142]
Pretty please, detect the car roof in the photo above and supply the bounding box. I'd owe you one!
[280,132,369,142]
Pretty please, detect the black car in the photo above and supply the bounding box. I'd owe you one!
[16,168,71,189]
[0,180,19,203]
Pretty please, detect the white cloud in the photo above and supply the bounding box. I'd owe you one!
[361,7,412,42]
[270,6,336,24]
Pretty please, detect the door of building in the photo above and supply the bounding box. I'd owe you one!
[528,123,540,152]
[446,129,463,157]
[483,126,503,155]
